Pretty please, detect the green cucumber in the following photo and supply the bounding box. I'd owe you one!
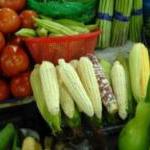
[0,123,16,150]
[15,28,37,37]
[36,27,48,37]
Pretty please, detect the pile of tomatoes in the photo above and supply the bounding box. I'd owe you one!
[0,0,38,101]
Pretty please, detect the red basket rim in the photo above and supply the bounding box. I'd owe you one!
[24,30,100,43]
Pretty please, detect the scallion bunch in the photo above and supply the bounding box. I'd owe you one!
[129,0,143,42]
[97,0,114,49]
[111,0,133,46]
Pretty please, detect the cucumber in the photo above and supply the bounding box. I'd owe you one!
[0,123,16,150]
[15,28,37,37]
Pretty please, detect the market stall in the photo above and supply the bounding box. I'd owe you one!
[0,0,149,150]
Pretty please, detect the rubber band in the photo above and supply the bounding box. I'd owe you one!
[97,12,112,21]
[114,11,130,22]
[132,8,143,16]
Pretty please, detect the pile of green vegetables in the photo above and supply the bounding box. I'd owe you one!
[16,17,98,37]
[27,0,97,23]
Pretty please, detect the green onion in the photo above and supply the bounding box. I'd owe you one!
[111,0,133,46]
[129,0,143,42]
[97,0,114,48]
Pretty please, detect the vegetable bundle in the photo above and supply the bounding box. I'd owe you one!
[97,0,114,48]
[129,0,143,42]
[111,0,133,46]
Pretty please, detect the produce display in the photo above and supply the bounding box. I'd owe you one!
[0,0,150,150]
[29,43,149,136]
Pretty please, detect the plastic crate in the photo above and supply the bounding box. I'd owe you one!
[24,31,100,64]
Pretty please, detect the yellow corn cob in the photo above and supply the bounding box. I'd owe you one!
[111,61,128,120]
[70,60,79,70]
[40,61,60,115]
[57,66,75,119]
[129,43,150,102]
[22,137,42,150]
[77,57,102,119]
[60,85,75,119]
[58,59,94,117]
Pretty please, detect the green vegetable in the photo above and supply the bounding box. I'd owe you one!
[97,0,114,48]
[129,0,143,42]
[15,28,37,37]
[56,19,89,33]
[111,0,133,46]
[99,58,112,82]
[34,18,79,35]
[28,0,96,23]
[118,77,150,150]
[28,0,84,19]
[36,27,48,37]
[12,132,21,150]
[0,123,16,150]
[86,24,98,32]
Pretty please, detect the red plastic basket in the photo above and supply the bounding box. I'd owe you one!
[24,30,100,64]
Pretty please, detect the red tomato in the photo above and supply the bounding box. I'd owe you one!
[0,0,26,12]
[0,8,21,34]
[0,80,10,101]
[9,36,24,46]
[20,10,38,28]
[0,45,29,77]
[0,32,5,52]
[10,72,32,98]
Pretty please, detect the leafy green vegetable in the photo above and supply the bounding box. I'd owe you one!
[0,123,16,150]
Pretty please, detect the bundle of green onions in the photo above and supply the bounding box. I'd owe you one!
[129,0,143,42]
[111,0,133,46]
[97,0,114,48]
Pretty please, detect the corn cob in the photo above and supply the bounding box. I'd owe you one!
[22,137,42,150]
[111,61,128,120]
[100,58,112,82]
[58,59,94,117]
[40,61,60,115]
[57,66,75,119]
[77,57,102,119]
[117,54,133,115]
[60,84,75,119]
[129,43,150,102]
[70,60,79,70]
[87,54,118,114]
[30,65,61,133]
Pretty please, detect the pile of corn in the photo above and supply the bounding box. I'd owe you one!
[30,43,150,134]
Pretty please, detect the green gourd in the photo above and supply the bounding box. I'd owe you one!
[118,77,150,150]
